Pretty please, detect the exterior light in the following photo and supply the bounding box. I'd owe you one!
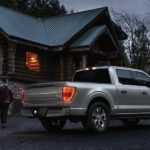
[92,67,96,70]
[34,110,37,114]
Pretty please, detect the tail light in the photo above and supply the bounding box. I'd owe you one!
[62,86,76,103]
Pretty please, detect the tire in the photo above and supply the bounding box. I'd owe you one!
[82,102,110,133]
[121,118,140,126]
[40,118,66,132]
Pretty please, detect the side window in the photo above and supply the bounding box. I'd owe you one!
[116,69,137,85]
[132,71,150,85]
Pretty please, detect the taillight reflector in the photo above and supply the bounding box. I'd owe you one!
[62,86,76,103]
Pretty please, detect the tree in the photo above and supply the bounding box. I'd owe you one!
[113,11,150,72]
[0,0,67,18]
[0,0,28,11]
[27,0,67,18]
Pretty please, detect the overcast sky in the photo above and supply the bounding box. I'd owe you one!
[60,0,150,20]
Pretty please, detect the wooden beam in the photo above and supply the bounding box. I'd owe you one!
[108,51,119,59]
[7,41,16,74]
[60,57,64,80]
[0,46,3,75]
[82,55,87,68]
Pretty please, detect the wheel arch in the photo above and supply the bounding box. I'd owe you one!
[82,96,111,133]
[86,97,112,115]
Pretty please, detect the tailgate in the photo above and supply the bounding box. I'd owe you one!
[24,82,64,107]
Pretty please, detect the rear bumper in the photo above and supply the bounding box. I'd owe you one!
[21,106,87,118]
[21,106,70,118]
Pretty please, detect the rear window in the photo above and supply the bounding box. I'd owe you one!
[73,69,111,84]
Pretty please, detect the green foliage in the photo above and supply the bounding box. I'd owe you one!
[0,0,67,18]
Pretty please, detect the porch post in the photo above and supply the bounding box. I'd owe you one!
[7,41,16,74]
[0,46,3,74]
[82,55,87,68]
[60,57,64,80]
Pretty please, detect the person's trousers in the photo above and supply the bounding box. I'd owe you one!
[0,102,9,124]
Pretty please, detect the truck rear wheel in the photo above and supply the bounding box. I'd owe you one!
[82,102,110,133]
[40,118,66,132]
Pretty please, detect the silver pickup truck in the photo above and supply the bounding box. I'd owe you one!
[22,66,150,133]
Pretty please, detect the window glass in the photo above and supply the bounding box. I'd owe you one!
[26,52,40,72]
[132,71,150,83]
[116,69,137,85]
[73,69,111,84]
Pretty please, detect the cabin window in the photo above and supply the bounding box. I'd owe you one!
[26,51,40,72]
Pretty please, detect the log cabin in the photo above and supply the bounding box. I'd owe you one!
[0,6,127,85]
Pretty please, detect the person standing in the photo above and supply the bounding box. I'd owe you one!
[0,79,14,128]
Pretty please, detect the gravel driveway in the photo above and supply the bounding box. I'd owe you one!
[0,116,150,150]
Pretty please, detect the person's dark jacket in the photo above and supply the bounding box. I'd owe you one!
[0,84,14,103]
[0,85,4,101]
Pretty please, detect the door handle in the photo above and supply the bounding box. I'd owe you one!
[142,92,147,95]
[121,90,127,94]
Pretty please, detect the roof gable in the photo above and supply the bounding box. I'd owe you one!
[70,25,106,49]
[44,8,105,46]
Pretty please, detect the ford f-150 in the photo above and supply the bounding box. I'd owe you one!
[22,66,150,133]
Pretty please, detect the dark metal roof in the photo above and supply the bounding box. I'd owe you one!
[70,25,106,48]
[0,6,105,47]
[0,6,49,46]
[44,8,105,46]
